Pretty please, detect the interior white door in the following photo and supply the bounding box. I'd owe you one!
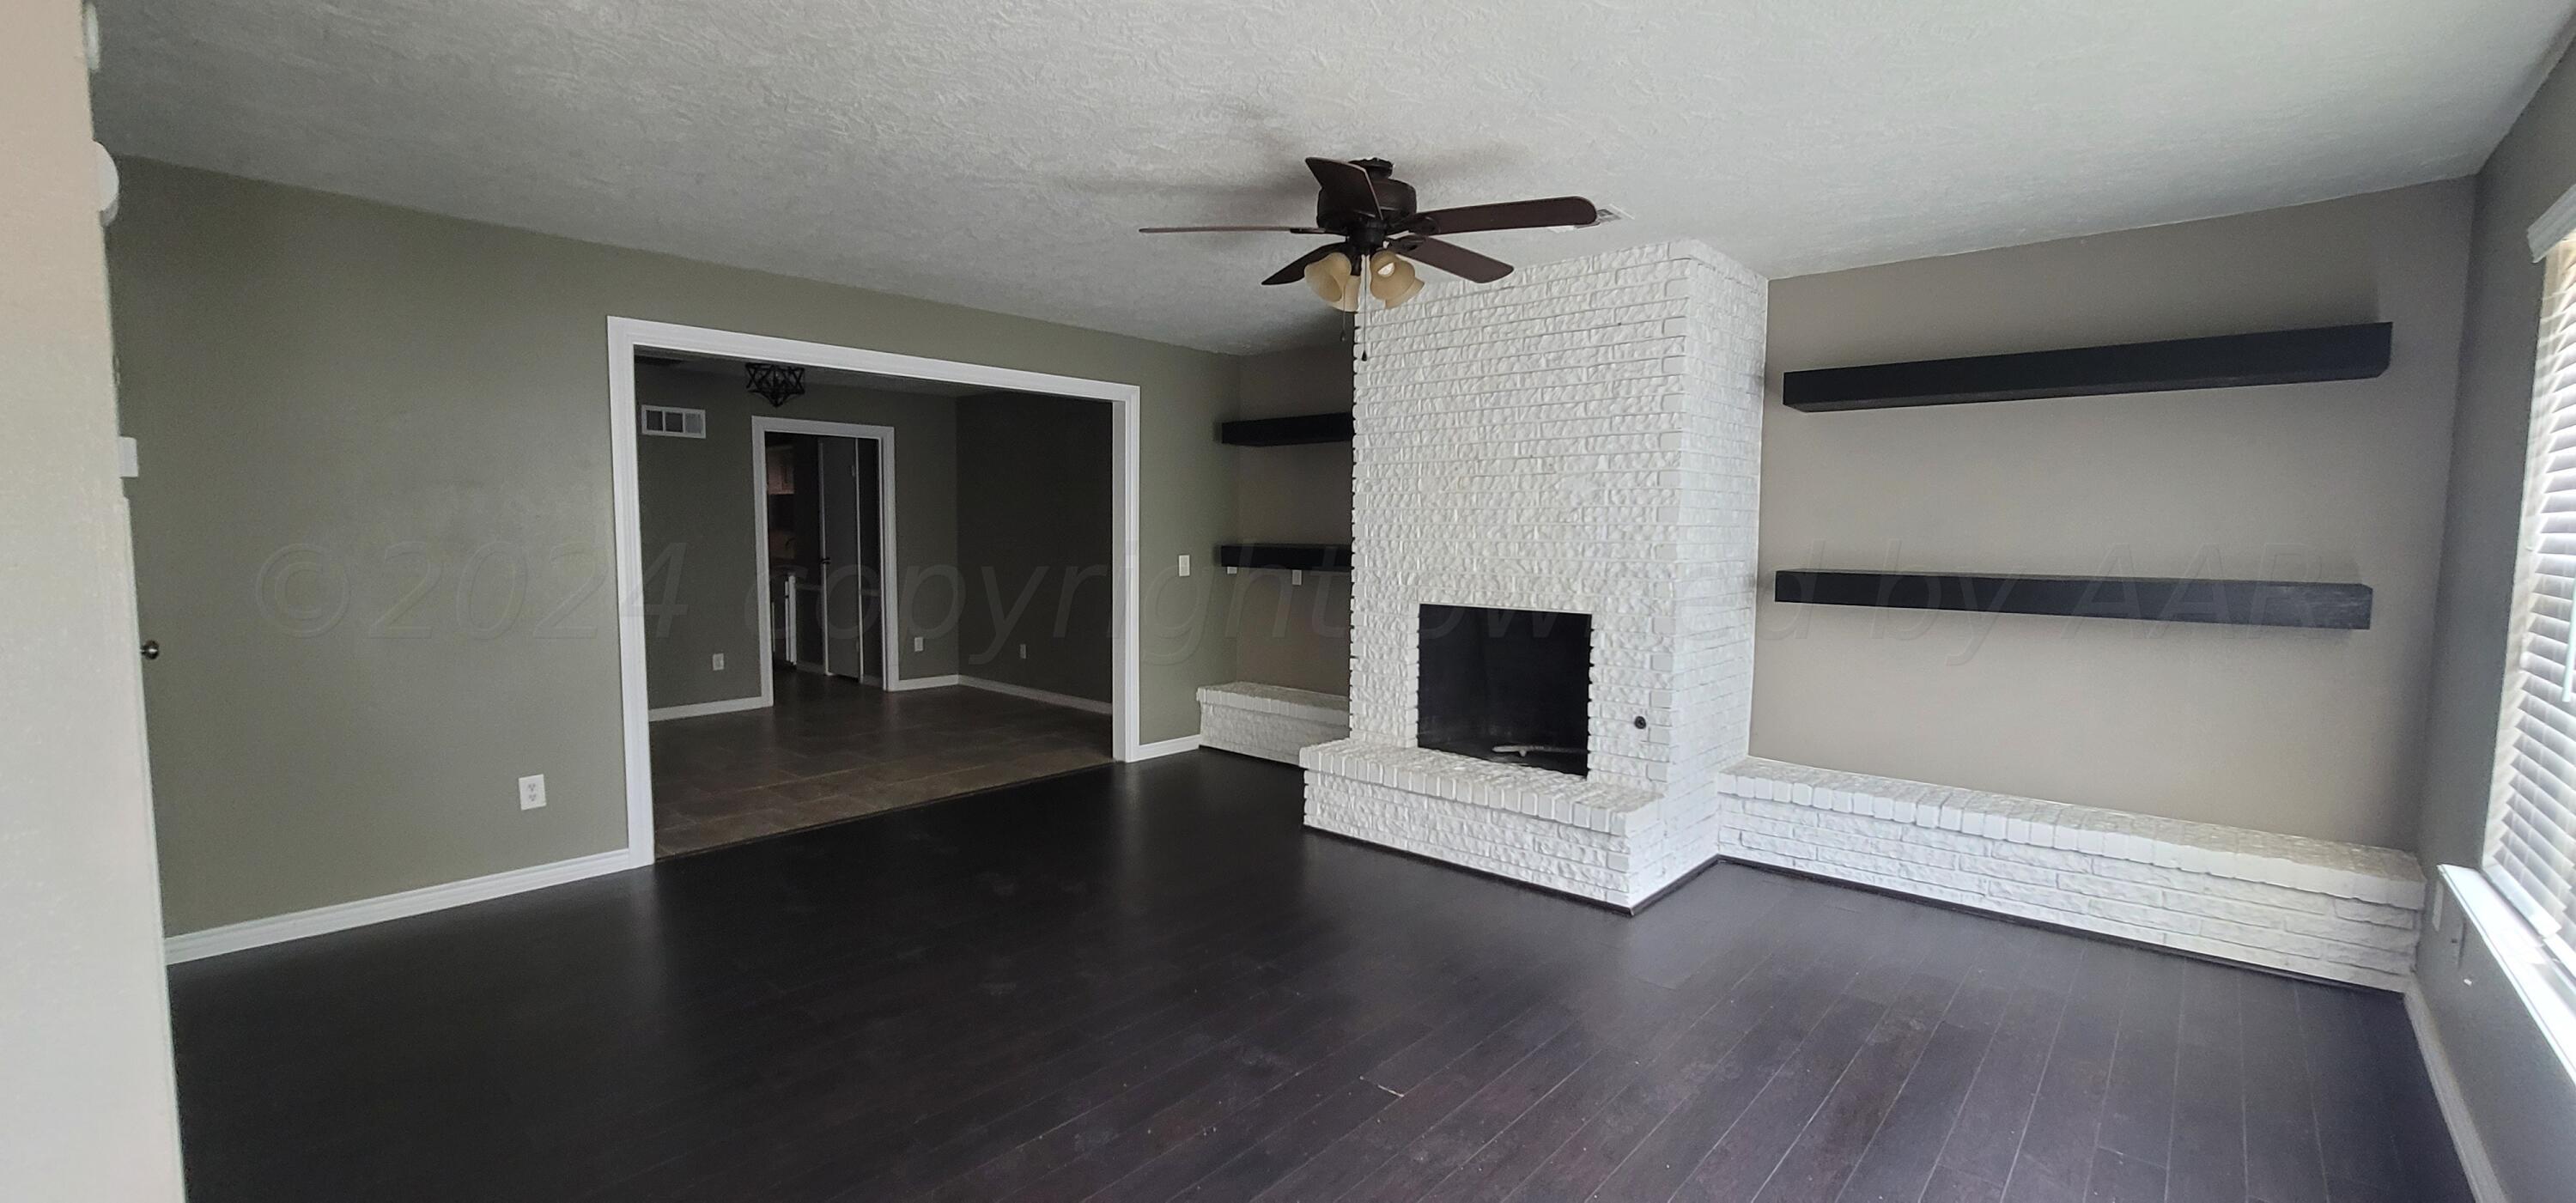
[854,438,885,684]
[817,437,865,680]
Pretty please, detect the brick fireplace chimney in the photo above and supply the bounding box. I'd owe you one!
[1302,241,1768,909]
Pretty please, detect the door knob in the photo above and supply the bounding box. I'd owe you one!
[140,639,161,660]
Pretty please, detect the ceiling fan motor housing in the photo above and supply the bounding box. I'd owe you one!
[1319,160,1416,240]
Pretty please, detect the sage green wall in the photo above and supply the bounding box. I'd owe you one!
[636,367,961,708]
[1230,343,1354,696]
[1759,182,2472,849]
[107,160,1239,934]
[0,3,186,1194]
[2414,39,2576,1201]
[957,392,1112,701]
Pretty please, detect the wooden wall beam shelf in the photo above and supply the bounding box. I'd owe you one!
[1781,323,2393,413]
[1219,413,1355,446]
[1774,570,2372,629]
[1218,544,1352,573]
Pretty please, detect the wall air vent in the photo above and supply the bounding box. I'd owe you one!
[641,405,706,439]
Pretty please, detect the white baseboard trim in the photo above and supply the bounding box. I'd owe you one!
[2405,983,2512,1203]
[957,675,1114,715]
[647,695,769,721]
[163,849,635,964]
[1130,734,1203,761]
[886,673,962,692]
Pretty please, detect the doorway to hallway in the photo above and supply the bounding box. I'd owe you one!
[762,422,890,687]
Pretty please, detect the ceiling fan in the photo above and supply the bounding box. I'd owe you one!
[1139,157,1601,310]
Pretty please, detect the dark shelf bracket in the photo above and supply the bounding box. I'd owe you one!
[1219,413,1355,446]
[1774,570,2371,629]
[1782,322,2392,413]
[1218,544,1352,573]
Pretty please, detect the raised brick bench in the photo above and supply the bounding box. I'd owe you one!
[1717,757,2425,991]
[1196,682,1350,766]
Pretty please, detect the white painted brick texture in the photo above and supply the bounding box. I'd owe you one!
[1198,683,1350,766]
[1716,758,2423,990]
[1305,241,1765,908]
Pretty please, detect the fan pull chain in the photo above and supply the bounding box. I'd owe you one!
[1353,258,1369,362]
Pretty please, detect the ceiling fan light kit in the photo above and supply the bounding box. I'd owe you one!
[1368,251,1423,307]
[1303,251,1361,311]
[1143,156,1599,310]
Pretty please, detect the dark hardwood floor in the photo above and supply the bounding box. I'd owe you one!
[167,752,2470,1203]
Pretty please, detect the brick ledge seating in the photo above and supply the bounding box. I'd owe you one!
[1197,682,1351,765]
[1717,757,2424,990]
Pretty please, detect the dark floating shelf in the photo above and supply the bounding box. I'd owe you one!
[1775,570,2372,630]
[1218,544,1352,573]
[1781,322,2393,413]
[1219,412,1354,446]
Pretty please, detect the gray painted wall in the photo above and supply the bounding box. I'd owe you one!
[1230,343,1354,696]
[0,3,187,1195]
[2415,39,2576,1201]
[958,392,1112,701]
[636,367,960,708]
[107,160,1240,934]
[1757,182,2472,849]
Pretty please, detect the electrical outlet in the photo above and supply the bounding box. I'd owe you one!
[913,635,925,653]
[1018,643,1028,659]
[711,653,725,671]
[517,774,547,811]
[1177,553,1191,578]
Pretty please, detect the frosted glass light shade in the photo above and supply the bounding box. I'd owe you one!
[1303,252,1358,311]
[1368,252,1423,308]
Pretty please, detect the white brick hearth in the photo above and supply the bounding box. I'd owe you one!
[1302,240,1766,910]
[1716,758,2423,990]
[1197,682,1349,765]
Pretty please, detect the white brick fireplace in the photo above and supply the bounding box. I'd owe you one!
[1300,241,1768,910]
[1290,239,2421,989]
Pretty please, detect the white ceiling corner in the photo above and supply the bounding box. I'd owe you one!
[94,0,2576,355]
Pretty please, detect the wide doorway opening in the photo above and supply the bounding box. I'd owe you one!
[614,328,1139,860]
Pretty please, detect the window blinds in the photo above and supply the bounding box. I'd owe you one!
[2491,240,2576,972]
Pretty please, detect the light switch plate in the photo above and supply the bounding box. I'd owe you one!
[1177,554,1191,578]
[711,653,725,671]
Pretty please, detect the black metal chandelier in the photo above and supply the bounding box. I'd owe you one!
[744,361,805,407]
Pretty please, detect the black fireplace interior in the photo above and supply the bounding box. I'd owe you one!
[1417,604,1591,776]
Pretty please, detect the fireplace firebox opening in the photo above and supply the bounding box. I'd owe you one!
[1417,604,1591,776]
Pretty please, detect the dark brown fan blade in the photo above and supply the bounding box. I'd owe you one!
[1261,244,1345,286]
[1398,237,1511,283]
[1139,225,1328,234]
[1410,196,1600,236]
[1306,158,1380,216]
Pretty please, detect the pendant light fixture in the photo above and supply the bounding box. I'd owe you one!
[744,361,806,408]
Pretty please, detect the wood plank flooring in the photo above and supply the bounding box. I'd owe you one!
[166,752,2470,1202]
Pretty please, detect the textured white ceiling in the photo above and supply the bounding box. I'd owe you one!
[95,0,2572,354]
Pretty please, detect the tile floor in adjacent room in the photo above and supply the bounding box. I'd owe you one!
[649,671,1110,855]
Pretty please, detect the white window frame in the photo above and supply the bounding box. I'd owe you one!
[2485,230,2576,1013]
